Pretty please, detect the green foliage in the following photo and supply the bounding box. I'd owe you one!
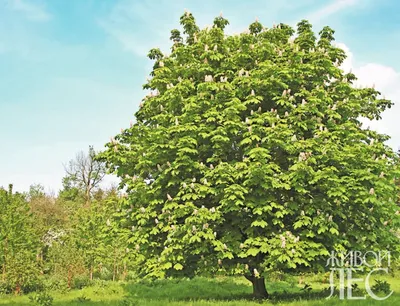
[300,283,312,292]
[1,156,127,296]
[0,274,400,305]
[6,249,43,294]
[75,295,91,302]
[99,11,400,285]
[0,279,11,295]
[0,184,40,294]
[58,175,86,205]
[351,282,361,294]
[123,277,251,301]
[371,279,392,295]
[42,275,69,292]
[28,291,53,306]
[119,299,139,306]
[73,275,92,290]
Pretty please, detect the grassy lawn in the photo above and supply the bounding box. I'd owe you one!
[0,273,399,305]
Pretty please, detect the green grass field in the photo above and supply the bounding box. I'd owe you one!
[0,273,399,305]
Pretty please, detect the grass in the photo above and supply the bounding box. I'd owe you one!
[0,272,399,305]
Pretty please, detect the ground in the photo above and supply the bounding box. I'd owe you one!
[0,272,399,305]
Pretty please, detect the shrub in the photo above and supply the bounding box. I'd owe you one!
[0,280,12,295]
[94,266,113,281]
[371,280,392,295]
[28,291,53,306]
[300,283,312,292]
[43,275,68,292]
[125,271,139,282]
[72,274,92,289]
[119,299,138,306]
[75,295,91,302]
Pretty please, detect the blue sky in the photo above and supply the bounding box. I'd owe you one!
[1,0,400,193]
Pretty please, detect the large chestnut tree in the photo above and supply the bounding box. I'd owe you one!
[100,12,400,298]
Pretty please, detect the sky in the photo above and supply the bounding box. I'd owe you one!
[1,0,400,193]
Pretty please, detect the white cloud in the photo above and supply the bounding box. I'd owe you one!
[6,0,51,22]
[337,43,400,149]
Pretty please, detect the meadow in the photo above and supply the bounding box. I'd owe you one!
[1,272,398,306]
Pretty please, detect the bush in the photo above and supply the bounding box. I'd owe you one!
[0,280,12,295]
[92,279,107,288]
[121,271,138,282]
[0,277,43,295]
[98,267,113,281]
[75,295,91,302]
[43,275,68,292]
[371,280,392,295]
[300,283,313,293]
[72,274,92,289]
[119,299,138,306]
[29,291,53,306]
[21,278,45,294]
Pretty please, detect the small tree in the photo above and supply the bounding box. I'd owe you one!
[100,12,400,298]
[0,185,40,294]
[27,184,67,274]
[63,146,106,206]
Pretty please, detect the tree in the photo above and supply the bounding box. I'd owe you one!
[99,12,400,298]
[63,146,106,206]
[27,184,67,274]
[0,185,40,294]
[62,187,128,282]
[28,184,67,233]
[26,184,46,201]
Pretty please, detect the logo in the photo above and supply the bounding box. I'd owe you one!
[326,250,393,300]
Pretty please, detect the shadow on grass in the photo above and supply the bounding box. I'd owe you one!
[122,277,253,302]
[121,277,334,303]
[268,289,332,304]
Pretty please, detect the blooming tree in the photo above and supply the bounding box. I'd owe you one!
[100,12,400,298]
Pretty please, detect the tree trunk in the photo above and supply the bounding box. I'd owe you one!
[15,283,21,296]
[245,275,269,299]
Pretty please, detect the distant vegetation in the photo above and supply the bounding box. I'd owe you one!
[0,146,133,296]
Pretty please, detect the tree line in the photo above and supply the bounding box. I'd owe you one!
[0,146,132,295]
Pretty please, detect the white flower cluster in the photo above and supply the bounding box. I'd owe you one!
[205,75,214,82]
[238,68,249,77]
[42,229,66,247]
[298,152,312,162]
[280,235,286,248]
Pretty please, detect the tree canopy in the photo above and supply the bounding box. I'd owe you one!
[99,12,400,298]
